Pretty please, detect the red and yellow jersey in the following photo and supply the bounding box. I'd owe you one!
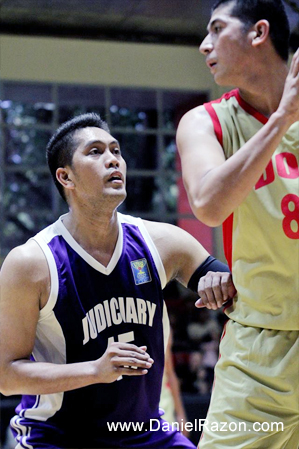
[204,89,299,330]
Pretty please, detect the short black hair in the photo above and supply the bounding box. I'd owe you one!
[46,113,110,201]
[212,0,290,61]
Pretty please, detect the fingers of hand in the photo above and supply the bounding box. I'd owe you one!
[197,273,218,310]
[117,366,149,376]
[113,359,152,376]
[109,347,154,374]
[197,271,231,310]
[195,297,205,308]
[109,342,148,355]
[287,50,299,99]
[291,47,299,75]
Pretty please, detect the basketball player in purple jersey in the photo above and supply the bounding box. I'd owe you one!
[0,113,235,449]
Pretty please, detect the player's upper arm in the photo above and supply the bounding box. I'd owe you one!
[143,220,209,287]
[176,106,226,225]
[0,240,50,380]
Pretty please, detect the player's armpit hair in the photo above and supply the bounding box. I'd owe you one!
[187,256,230,293]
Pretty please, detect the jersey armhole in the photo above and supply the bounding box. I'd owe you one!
[162,302,170,352]
[204,102,223,146]
[30,237,59,319]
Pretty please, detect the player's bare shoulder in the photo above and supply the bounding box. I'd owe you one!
[141,219,208,261]
[142,219,181,248]
[141,219,209,286]
[177,104,215,137]
[0,239,50,309]
[1,239,48,276]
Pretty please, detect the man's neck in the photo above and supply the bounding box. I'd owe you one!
[62,208,120,267]
[238,58,288,117]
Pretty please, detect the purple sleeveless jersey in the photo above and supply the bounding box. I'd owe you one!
[11,213,195,449]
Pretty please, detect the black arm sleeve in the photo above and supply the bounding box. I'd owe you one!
[187,256,230,293]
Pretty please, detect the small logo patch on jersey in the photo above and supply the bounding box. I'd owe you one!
[131,258,152,285]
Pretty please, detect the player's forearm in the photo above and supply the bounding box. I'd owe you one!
[185,111,293,226]
[0,359,98,396]
[0,343,153,395]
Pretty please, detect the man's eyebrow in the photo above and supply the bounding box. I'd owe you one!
[84,139,120,148]
[207,18,223,31]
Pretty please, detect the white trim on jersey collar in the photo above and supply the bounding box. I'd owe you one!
[56,213,124,276]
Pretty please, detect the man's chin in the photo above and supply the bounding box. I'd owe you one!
[109,190,127,205]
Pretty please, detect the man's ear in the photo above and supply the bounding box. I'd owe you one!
[56,167,75,191]
[250,20,270,47]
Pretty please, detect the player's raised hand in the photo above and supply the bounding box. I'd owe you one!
[94,343,154,383]
[195,271,237,310]
[278,47,299,125]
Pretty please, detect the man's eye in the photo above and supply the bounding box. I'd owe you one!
[113,148,121,155]
[90,148,100,155]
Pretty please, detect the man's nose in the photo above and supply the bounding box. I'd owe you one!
[105,152,119,168]
[199,35,213,55]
